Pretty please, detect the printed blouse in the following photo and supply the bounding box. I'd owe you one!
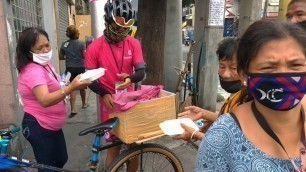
[196,114,301,172]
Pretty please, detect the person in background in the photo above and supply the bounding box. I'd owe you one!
[17,27,91,171]
[286,0,306,24]
[174,38,245,141]
[60,25,88,118]
[286,0,306,34]
[196,20,306,171]
[85,0,146,169]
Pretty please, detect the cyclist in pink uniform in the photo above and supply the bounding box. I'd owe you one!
[85,0,146,169]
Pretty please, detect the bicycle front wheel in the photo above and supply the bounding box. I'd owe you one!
[108,143,184,172]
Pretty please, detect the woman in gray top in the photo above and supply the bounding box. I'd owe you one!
[60,25,88,118]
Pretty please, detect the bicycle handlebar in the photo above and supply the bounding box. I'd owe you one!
[0,126,20,137]
[10,127,20,134]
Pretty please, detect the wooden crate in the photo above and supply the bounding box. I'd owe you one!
[109,90,176,144]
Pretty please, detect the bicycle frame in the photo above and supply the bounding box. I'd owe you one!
[0,119,123,172]
[88,132,123,171]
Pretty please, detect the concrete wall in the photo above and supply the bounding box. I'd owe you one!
[164,0,182,92]
[42,0,61,72]
[193,0,224,110]
[279,0,290,20]
[69,0,77,25]
[0,0,17,125]
[238,0,263,36]
[76,15,92,42]
[90,0,106,39]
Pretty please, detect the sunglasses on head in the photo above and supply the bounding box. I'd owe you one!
[112,13,135,28]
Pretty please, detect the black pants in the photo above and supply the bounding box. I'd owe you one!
[22,113,68,172]
[66,67,85,82]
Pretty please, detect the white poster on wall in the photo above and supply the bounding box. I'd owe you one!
[208,0,225,26]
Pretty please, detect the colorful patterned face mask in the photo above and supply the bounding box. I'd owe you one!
[104,23,130,44]
[248,72,306,111]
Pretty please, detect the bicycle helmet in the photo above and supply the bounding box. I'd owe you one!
[104,0,135,25]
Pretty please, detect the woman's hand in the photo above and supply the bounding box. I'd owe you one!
[178,106,204,121]
[103,94,114,110]
[69,75,92,91]
[116,73,131,90]
[173,123,203,141]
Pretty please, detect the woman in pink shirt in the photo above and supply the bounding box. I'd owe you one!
[16,27,91,171]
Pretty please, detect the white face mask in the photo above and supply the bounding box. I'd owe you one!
[31,50,52,65]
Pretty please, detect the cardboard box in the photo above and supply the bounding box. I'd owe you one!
[109,90,176,143]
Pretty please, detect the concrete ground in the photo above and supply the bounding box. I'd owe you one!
[22,88,224,172]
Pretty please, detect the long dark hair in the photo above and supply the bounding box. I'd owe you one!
[16,27,49,72]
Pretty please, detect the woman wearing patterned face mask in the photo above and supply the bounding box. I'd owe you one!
[16,27,92,171]
[196,20,306,171]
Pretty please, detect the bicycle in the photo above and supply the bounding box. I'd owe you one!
[0,117,184,172]
[175,42,198,114]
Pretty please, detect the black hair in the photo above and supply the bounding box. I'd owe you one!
[237,19,306,74]
[16,27,49,72]
[288,0,306,7]
[216,37,239,61]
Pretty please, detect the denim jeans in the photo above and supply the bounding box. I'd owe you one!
[22,113,68,172]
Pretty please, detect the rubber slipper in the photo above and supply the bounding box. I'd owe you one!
[69,112,77,118]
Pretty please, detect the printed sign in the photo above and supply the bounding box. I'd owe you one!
[208,0,225,26]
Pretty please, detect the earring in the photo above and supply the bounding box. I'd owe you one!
[243,81,247,87]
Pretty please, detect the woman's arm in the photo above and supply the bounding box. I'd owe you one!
[33,84,72,107]
[202,109,219,122]
[59,53,65,60]
[33,75,91,107]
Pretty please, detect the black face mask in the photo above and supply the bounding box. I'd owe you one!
[297,20,306,31]
[219,77,241,93]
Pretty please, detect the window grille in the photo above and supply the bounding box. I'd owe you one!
[11,0,42,40]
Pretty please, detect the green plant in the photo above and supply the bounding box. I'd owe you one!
[216,93,225,102]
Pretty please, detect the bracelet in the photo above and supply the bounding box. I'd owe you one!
[61,88,68,97]
[190,130,199,140]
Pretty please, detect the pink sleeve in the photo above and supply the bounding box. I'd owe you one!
[85,43,99,69]
[24,67,47,89]
[132,39,145,66]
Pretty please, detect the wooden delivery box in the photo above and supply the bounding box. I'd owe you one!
[109,90,176,144]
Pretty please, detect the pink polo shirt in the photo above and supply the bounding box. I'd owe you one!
[18,62,67,131]
[85,35,145,122]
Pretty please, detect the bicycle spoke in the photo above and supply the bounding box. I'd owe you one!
[108,143,184,172]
